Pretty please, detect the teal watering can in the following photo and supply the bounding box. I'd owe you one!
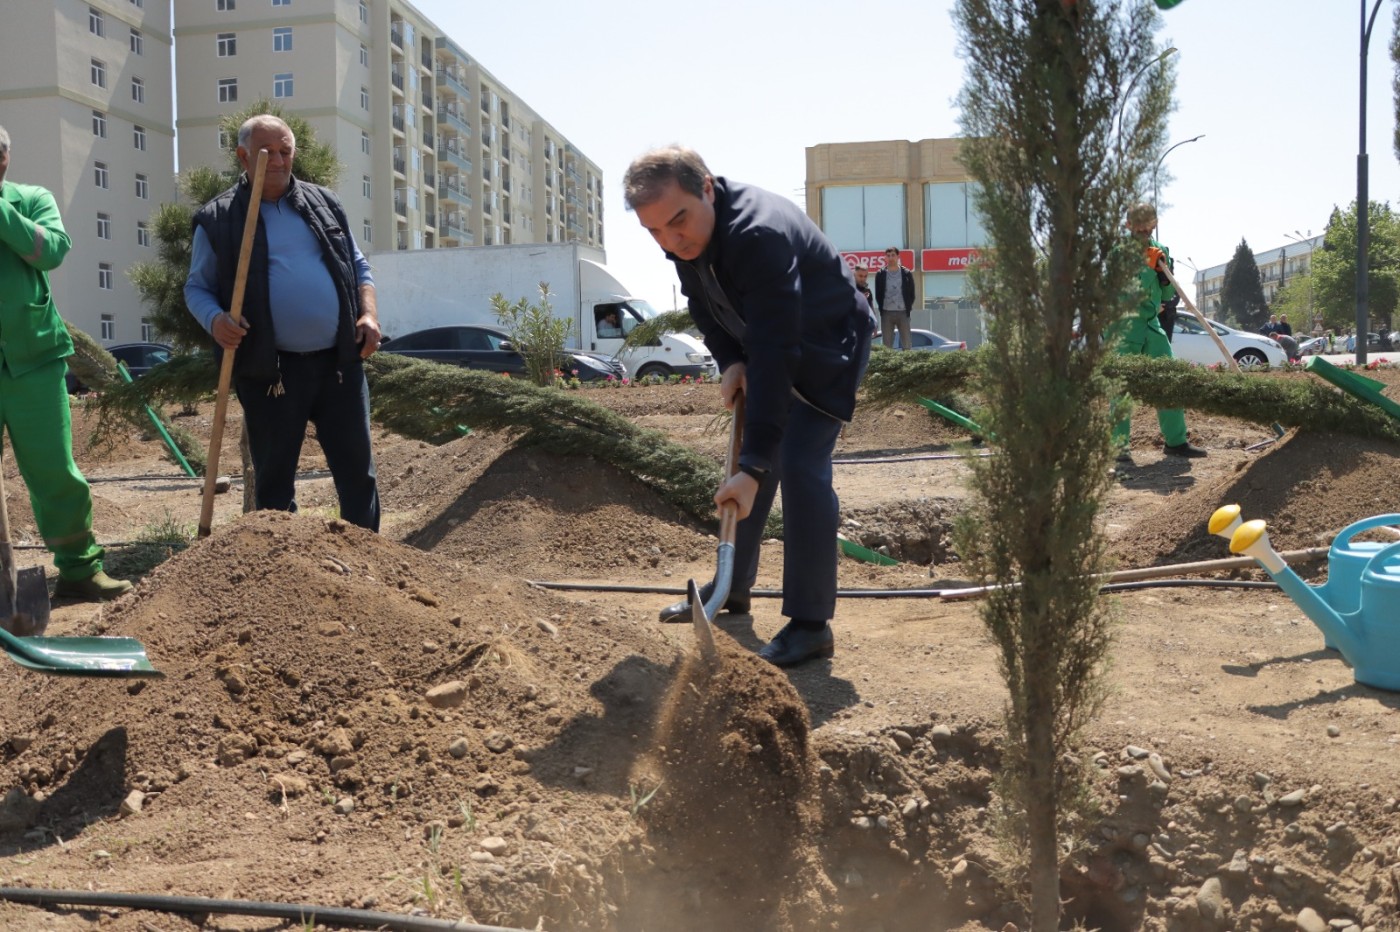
[1210,505,1400,692]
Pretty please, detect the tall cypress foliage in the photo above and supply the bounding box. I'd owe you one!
[1220,239,1269,331]
[951,1,1171,927]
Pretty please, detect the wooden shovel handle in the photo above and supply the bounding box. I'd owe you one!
[718,393,746,545]
[198,149,269,538]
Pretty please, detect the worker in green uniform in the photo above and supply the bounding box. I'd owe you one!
[1113,203,1207,461]
[0,124,132,601]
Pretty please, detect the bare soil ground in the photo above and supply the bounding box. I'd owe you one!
[1,370,1399,932]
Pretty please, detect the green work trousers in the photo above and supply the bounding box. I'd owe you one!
[0,358,103,580]
[1113,323,1188,449]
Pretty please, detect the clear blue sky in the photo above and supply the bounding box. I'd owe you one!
[411,0,1400,305]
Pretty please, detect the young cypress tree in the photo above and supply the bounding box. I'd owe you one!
[1220,239,1270,331]
[951,1,1171,927]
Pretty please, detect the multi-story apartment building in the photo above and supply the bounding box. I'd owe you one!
[173,0,602,261]
[1195,234,1323,330]
[806,138,985,346]
[0,0,176,343]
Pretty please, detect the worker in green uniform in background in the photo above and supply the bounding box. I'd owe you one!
[0,124,132,601]
[1113,202,1207,461]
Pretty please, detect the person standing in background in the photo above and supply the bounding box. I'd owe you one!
[874,248,915,350]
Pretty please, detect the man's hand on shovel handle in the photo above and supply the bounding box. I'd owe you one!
[211,311,249,351]
[715,471,758,521]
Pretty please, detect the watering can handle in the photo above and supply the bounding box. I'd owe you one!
[1332,514,1400,552]
[1362,539,1400,581]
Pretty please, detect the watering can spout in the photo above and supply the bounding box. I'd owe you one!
[1229,520,1364,663]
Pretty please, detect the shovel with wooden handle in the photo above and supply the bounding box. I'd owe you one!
[687,393,746,666]
[1157,260,1241,373]
[199,148,269,538]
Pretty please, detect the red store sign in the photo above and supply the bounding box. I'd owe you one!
[920,248,981,272]
[841,250,916,272]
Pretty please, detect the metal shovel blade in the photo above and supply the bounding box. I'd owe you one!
[687,578,719,666]
[0,565,52,638]
[0,625,164,678]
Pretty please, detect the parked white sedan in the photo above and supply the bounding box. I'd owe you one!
[1170,315,1287,368]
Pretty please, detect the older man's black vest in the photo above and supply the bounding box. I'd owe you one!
[192,175,360,382]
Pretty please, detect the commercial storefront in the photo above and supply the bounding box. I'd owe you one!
[806,139,987,346]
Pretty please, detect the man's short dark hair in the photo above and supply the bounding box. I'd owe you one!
[623,145,711,210]
[885,247,899,255]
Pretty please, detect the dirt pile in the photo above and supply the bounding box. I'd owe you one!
[1114,429,1400,570]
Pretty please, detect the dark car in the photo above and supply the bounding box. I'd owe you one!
[66,341,173,393]
[380,325,627,381]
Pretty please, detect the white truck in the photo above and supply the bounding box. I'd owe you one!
[369,242,716,380]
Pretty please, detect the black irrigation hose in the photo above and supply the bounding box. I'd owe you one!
[529,578,1282,599]
[0,887,531,932]
[832,450,993,465]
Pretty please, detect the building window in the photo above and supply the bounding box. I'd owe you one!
[363,220,372,243]
[130,28,144,55]
[820,184,906,251]
[137,221,151,247]
[272,0,290,6]
[131,77,145,104]
[923,182,988,249]
[92,110,106,138]
[362,175,371,198]
[133,125,147,150]
[273,27,292,51]
[217,0,235,10]
[90,59,106,89]
[361,131,370,154]
[98,265,114,292]
[141,318,155,341]
[218,78,238,103]
[359,0,368,23]
[135,173,149,199]
[101,314,115,339]
[94,161,109,188]
[89,6,104,37]
[359,43,368,67]
[217,33,236,56]
[130,0,143,8]
[96,213,111,239]
[360,86,369,110]
[273,73,293,98]
[218,127,231,150]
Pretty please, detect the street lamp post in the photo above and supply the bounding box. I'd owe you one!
[1285,231,1316,333]
[1356,0,1384,364]
[1152,134,1205,231]
[1117,47,1178,162]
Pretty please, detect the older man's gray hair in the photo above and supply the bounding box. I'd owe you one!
[0,125,10,155]
[236,114,294,151]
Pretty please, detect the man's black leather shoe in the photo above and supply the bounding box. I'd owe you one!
[1164,442,1207,458]
[657,584,751,623]
[758,621,834,667]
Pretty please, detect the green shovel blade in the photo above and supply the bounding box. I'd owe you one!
[0,626,164,678]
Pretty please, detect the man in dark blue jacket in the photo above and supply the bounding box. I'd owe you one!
[624,146,871,667]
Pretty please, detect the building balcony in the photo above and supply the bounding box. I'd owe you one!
[437,147,472,175]
[391,71,404,91]
[421,87,433,109]
[392,113,405,133]
[390,26,403,48]
[424,171,436,189]
[421,48,433,70]
[437,107,473,137]
[422,126,433,148]
[438,182,472,210]
[394,196,407,217]
[393,156,406,175]
[434,69,471,102]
